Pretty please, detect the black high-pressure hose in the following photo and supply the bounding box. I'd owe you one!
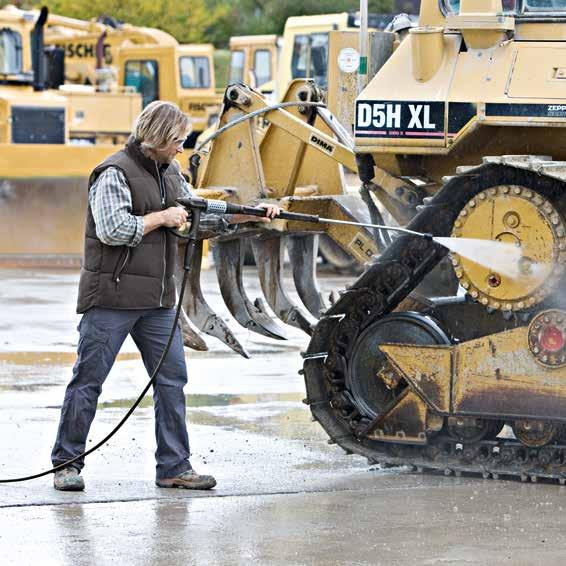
[0,211,202,483]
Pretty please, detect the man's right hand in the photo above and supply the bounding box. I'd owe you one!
[161,206,188,228]
[143,206,188,236]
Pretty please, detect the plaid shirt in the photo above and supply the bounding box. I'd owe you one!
[89,166,233,246]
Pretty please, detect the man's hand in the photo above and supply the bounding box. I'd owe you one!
[228,203,282,224]
[161,206,188,228]
[143,206,188,235]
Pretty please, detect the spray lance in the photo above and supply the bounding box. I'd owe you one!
[175,196,434,241]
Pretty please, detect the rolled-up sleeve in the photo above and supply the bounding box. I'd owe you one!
[89,167,144,247]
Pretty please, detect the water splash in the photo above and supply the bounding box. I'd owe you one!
[433,237,548,281]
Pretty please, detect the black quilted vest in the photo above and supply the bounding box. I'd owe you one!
[76,138,184,313]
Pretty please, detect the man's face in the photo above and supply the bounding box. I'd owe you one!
[154,135,187,163]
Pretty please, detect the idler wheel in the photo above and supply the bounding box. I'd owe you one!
[512,419,556,447]
[346,312,451,419]
[446,417,504,443]
[528,310,566,368]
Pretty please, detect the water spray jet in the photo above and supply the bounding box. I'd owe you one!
[175,196,551,281]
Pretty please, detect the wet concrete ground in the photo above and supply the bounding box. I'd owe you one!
[1,267,565,565]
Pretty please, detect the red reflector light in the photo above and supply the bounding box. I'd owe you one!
[540,325,565,353]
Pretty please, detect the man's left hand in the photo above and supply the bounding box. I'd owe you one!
[228,203,282,224]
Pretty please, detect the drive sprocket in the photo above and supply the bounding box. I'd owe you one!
[450,185,566,311]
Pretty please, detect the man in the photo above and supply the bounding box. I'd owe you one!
[51,101,279,491]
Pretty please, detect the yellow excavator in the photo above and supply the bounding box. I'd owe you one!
[41,8,221,145]
[0,5,141,263]
[183,0,566,482]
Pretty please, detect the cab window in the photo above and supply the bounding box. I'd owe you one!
[0,29,22,75]
[310,33,328,89]
[291,33,328,89]
[179,56,210,89]
[124,60,159,107]
[253,49,272,86]
[444,0,460,12]
[442,0,517,13]
[291,35,309,79]
[229,50,244,83]
[524,0,566,9]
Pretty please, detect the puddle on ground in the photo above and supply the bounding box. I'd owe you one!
[0,352,144,393]
[5,297,54,306]
[187,342,302,358]
[0,352,140,365]
[189,405,331,443]
[97,392,304,410]
[95,398,325,443]
[0,383,60,393]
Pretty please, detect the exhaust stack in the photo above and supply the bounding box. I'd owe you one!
[32,6,49,91]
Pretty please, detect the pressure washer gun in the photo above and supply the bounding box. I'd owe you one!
[176,196,320,224]
[175,196,433,252]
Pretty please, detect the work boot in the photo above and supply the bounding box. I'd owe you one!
[53,467,85,491]
[156,470,216,490]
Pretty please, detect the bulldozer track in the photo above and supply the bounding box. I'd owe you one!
[303,156,566,484]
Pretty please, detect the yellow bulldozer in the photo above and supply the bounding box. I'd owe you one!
[182,0,566,483]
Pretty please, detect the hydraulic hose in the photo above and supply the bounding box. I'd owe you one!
[189,100,327,186]
[359,183,392,252]
[194,100,326,153]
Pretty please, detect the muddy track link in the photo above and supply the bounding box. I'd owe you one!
[303,156,566,484]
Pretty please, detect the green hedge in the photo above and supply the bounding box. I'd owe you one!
[214,49,231,94]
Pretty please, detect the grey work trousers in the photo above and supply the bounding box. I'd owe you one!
[51,306,192,480]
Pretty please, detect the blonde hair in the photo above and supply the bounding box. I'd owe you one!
[133,101,191,153]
